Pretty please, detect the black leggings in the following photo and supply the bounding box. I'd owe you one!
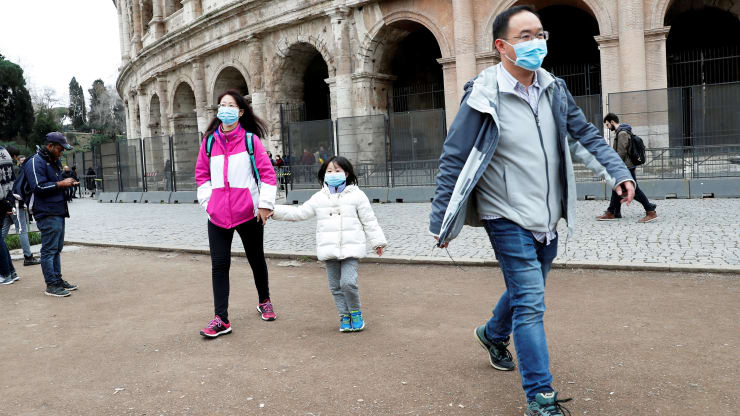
[208,218,270,322]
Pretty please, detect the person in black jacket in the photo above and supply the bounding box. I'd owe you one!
[2,146,40,266]
[25,132,79,297]
[0,146,20,286]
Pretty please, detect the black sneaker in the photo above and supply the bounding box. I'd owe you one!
[60,280,78,291]
[24,256,41,266]
[45,285,71,297]
[474,325,515,371]
[525,392,572,416]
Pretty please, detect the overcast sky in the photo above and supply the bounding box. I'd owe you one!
[0,0,121,107]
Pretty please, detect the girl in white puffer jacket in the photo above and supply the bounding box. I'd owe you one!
[272,156,387,332]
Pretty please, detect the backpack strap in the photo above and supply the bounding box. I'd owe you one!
[245,132,261,185]
[206,134,215,158]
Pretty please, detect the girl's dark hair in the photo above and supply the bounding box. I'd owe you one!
[317,156,358,186]
[204,89,267,140]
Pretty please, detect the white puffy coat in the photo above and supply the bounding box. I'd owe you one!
[272,185,387,261]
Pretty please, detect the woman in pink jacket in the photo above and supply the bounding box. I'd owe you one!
[195,90,278,338]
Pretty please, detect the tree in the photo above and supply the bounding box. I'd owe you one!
[0,54,34,141]
[88,79,125,135]
[68,77,86,129]
[28,86,62,147]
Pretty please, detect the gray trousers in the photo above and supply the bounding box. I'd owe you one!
[325,258,360,315]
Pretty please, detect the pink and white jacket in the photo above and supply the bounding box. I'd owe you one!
[195,124,277,229]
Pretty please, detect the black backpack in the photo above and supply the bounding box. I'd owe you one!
[618,128,646,166]
[12,158,34,206]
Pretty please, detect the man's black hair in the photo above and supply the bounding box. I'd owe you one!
[604,113,620,124]
[317,156,358,186]
[492,5,539,41]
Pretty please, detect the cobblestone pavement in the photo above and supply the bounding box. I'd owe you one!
[64,197,740,266]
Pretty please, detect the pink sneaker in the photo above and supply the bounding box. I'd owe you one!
[200,316,232,338]
[257,299,276,321]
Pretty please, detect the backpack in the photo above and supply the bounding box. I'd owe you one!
[617,128,646,166]
[12,158,34,206]
[205,131,261,185]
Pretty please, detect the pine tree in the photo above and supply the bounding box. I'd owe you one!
[68,77,86,129]
[0,54,35,140]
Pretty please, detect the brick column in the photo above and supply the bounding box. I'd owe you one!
[127,90,140,138]
[595,34,620,119]
[137,86,151,138]
[617,0,647,91]
[150,0,166,39]
[117,4,130,62]
[156,76,170,135]
[452,0,477,101]
[437,57,458,128]
[191,59,209,133]
[644,26,671,148]
[328,7,353,118]
[130,0,143,55]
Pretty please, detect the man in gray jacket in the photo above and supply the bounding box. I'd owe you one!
[429,6,635,416]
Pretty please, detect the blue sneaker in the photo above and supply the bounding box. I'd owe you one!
[525,392,572,416]
[339,314,352,332]
[349,310,365,332]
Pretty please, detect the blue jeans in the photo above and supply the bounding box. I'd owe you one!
[0,214,15,277]
[36,216,65,286]
[483,219,558,402]
[2,208,32,258]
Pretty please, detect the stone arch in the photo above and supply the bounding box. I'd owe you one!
[167,75,195,115]
[358,10,452,75]
[273,34,335,78]
[273,41,333,121]
[210,64,250,106]
[171,81,198,134]
[149,93,162,136]
[483,0,614,50]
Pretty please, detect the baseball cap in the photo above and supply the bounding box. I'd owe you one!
[46,132,73,150]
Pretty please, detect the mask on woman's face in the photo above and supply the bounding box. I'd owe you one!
[324,172,346,187]
[217,106,240,125]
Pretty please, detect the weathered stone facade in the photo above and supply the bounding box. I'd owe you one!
[115,0,740,153]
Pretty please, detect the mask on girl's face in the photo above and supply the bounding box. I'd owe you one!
[503,38,548,71]
[324,172,346,187]
[217,106,240,125]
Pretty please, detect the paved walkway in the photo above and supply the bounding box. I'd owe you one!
[62,197,740,268]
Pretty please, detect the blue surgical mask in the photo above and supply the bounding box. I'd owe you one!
[504,39,548,71]
[217,106,240,125]
[324,172,346,187]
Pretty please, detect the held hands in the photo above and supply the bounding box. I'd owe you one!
[376,246,384,256]
[257,208,273,224]
[615,181,635,205]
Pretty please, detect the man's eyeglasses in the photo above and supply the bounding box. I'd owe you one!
[505,31,549,42]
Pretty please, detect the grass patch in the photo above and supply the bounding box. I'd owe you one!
[5,231,41,251]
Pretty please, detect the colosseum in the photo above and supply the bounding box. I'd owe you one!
[114,0,739,193]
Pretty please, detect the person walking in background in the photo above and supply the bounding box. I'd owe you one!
[3,146,40,267]
[71,166,80,199]
[596,113,658,223]
[195,89,278,338]
[0,145,21,285]
[25,132,79,297]
[272,156,387,332]
[86,166,96,198]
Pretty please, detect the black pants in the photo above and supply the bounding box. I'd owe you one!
[208,218,270,322]
[607,167,654,215]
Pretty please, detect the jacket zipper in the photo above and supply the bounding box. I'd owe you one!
[530,107,553,229]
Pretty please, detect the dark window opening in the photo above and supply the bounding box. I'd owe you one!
[303,53,330,121]
[391,27,444,112]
